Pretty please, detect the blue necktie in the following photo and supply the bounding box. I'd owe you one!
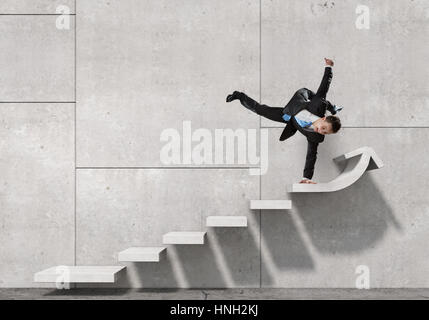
[282,114,312,128]
[282,114,291,122]
[295,118,313,128]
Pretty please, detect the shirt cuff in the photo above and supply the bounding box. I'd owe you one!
[302,177,310,180]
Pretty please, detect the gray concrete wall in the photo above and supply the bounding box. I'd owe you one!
[1,0,428,288]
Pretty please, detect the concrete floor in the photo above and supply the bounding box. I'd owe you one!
[1,288,429,300]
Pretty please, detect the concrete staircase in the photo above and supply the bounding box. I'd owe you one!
[34,146,382,285]
[34,266,125,283]
[163,231,206,245]
[118,247,166,262]
[206,216,247,227]
[250,200,292,210]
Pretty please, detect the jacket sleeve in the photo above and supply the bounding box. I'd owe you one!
[303,139,319,179]
[315,66,333,99]
[326,100,337,115]
[279,121,298,141]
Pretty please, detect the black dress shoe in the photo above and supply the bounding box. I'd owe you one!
[226,91,241,102]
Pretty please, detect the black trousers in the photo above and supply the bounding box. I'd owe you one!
[238,92,287,124]
[237,92,316,179]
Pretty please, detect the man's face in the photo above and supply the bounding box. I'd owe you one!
[314,118,333,135]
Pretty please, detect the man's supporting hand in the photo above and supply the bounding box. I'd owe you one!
[324,57,334,66]
[299,179,317,184]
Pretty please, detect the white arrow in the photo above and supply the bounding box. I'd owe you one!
[288,146,384,193]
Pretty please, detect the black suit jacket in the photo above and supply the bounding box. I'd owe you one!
[279,66,336,179]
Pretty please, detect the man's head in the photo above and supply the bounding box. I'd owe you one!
[314,115,341,135]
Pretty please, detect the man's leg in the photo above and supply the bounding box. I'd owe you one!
[227,91,286,123]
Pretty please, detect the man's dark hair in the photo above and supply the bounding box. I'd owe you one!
[325,115,341,133]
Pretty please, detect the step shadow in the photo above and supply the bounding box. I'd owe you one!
[43,288,131,297]
[289,174,400,254]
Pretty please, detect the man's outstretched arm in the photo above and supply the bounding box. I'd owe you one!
[300,140,319,183]
[315,58,334,99]
[326,100,337,115]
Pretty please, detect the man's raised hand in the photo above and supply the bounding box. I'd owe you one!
[324,58,334,66]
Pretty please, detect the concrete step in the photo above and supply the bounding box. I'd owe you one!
[250,200,292,210]
[206,216,247,227]
[163,231,206,245]
[34,266,126,283]
[118,247,166,262]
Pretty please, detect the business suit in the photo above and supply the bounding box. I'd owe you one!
[233,66,336,180]
[280,66,336,179]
